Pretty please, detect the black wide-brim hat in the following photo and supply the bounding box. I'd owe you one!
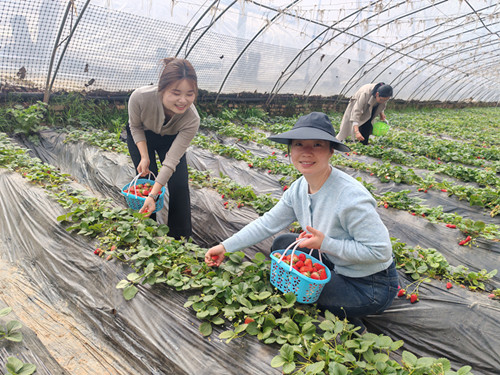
[268,112,351,153]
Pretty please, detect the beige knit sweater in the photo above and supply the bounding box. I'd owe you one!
[128,84,199,186]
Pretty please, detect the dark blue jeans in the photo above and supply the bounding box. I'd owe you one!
[271,234,399,319]
[126,124,191,239]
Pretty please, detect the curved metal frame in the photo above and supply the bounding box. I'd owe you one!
[266,1,411,104]
[338,3,498,101]
[405,46,500,101]
[215,0,301,103]
[306,0,447,98]
[395,36,499,98]
[174,0,223,58]
[428,56,500,102]
[264,0,378,104]
[43,0,91,103]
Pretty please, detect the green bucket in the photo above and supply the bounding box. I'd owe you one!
[372,121,389,136]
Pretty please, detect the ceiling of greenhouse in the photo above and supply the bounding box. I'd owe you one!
[1,0,499,102]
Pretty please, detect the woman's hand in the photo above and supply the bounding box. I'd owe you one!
[205,244,226,267]
[298,226,325,250]
[379,112,386,121]
[137,157,151,177]
[355,131,365,142]
[139,197,155,216]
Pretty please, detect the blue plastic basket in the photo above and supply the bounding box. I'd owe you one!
[121,175,166,213]
[270,241,331,304]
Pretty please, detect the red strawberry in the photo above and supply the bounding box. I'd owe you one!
[446,282,453,289]
[397,289,406,297]
[298,253,306,262]
[441,189,447,192]
[310,272,320,280]
[384,203,388,209]
[446,224,456,228]
[410,294,418,303]
[248,163,253,168]
[283,185,288,191]
[244,317,255,324]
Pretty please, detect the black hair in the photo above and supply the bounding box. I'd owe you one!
[372,82,393,98]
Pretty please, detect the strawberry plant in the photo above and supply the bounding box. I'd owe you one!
[1,307,36,375]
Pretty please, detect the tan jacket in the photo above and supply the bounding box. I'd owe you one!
[128,84,200,186]
[337,83,386,141]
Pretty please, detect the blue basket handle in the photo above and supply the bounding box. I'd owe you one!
[277,238,324,271]
[125,172,157,197]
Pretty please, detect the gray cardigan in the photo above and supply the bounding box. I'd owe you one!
[222,167,393,277]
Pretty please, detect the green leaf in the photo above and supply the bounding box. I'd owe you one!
[5,331,23,342]
[7,320,22,332]
[218,330,235,339]
[6,357,24,372]
[270,355,286,368]
[402,351,418,367]
[328,362,348,375]
[283,319,300,335]
[279,344,295,362]
[126,273,142,282]
[0,307,12,317]
[123,285,138,300]
[16,363,37,375]
[116,280,130,289]
[457,366,472,375]
[211,317,225,325]
[303,361,325,374]
[199,322,212,337]
[282,361,296,374]
[416,356,435,368]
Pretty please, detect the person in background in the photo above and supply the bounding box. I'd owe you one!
[126,58,200,239]
[204,112,399,332]
[337,83,393,145]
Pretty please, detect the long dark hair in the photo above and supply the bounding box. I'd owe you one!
[158,58,198,96]
[371,82,393,98]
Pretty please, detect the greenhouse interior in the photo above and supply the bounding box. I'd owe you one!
[0,0,499,374]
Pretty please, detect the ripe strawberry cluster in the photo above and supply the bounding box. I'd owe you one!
[274,252,328,280]
[123,182,153,197]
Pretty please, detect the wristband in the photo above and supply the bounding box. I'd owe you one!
[149,192,160,202]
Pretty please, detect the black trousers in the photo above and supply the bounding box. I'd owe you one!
[126,124,192,239]
[358,120,373,145]
[358,104,379,145]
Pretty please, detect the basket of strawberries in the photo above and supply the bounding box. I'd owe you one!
[270,239,331,304]
[121,173,166,213]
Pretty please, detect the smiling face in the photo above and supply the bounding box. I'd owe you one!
[161,79,196,116]
[290,139,334,176]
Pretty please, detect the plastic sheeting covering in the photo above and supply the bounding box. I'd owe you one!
[1,129,500,374]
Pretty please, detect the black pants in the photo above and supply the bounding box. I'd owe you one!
[358,104,379,145]
[358,120,373,145]
[126,125,192,239]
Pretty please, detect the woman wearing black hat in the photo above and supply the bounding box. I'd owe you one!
[337,83,393,145]
[205,112,399,332]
